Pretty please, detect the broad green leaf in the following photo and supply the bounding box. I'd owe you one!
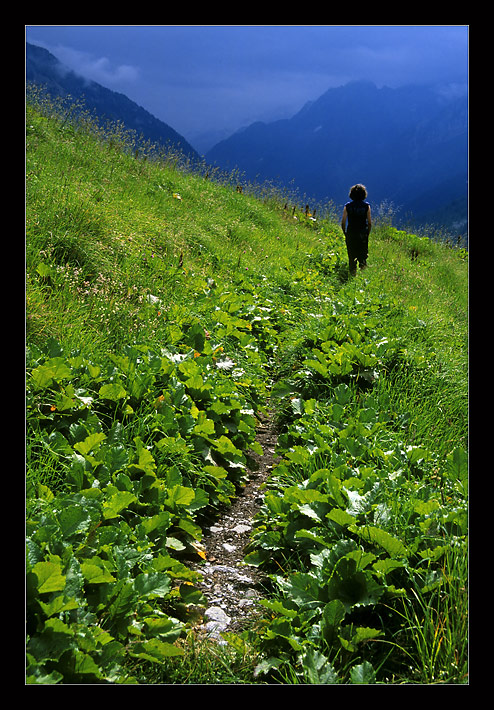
[330,402,345,421]
[321,599,346,643]
[177,518,202,540]
[350,661,376,684]
[108,580,137,621]
[372,558,406,576]
[215,435,242,457]
[406,446,429,464]
[243,548,271,566]
[26,538,44,566]
[271,380,297,398]
[290,397,304,415]
[73,432,106,456]
[87,362,101,379]
[138,511,171,537]
[250,441,264,456]
[447,446,468,479]
[36,262,53,278]
[39,594,79,618]
[297,529,333,548]
[303,398,317,414]
[31,560,66,594]
[103,490,137,520]
[71,649,103,678]
[183,322,206,351]
[44,431,73,457]
[203,465,228,479]
[31,358,72,388]
[285,447,311,466]
[277,572,322,606]
[132,437,156,474]
[260,599,298,618]
[303,358,328,377]
[301,649,339,684]
[26,667,63,685]
[351,626,383,644]
[34,484,54,504]
[98,382,128,401]
[299,504,322,521]
[321,472,347,507]
[414,499,440,516]
[57,504,95,538]
[193,416,216,436]
[27,618,74,662]
[350,525,408,558]
[284,487,328,506]
[185,373,205,391]
[143,616,184,641]
[254,657,284,677]
[81,561,116,584]
[333,383,352,404]
[344,549,376,570]
[166,485,195,507]
[220,632,250,654]
[447,447,468,497]
[327,508,355,527]
[166,537,186,551]
[327,558,383,611]
[134,572,171,599]
[129,638,184,663]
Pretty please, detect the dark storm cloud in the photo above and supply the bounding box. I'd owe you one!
[26,25,468,140]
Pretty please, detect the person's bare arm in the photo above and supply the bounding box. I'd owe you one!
[341,206,347,235]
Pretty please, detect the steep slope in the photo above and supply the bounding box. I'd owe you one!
[25,94,468,685]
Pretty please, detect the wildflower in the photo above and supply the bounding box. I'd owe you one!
[154,394,165,409]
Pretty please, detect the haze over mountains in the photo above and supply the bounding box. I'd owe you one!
[26,42,467,239]
[206,80,467,236]
[26,43,200,162]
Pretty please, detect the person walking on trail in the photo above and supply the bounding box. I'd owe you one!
[341,184,372,276]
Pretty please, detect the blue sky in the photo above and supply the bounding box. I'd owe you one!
[26,25,468,146]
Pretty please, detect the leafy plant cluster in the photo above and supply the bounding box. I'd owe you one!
[26,92,467,684]
[26,278,284,683]
[244,295,468,684]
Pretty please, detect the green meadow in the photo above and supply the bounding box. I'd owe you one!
[26,88,468,684]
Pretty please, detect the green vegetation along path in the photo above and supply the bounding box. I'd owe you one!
[26,90,468,684]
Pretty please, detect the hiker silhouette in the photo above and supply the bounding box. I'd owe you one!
[341,184,372,276]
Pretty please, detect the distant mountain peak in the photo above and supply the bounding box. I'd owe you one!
[206,80,467,235]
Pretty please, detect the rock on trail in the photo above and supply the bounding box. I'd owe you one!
[190,414,279,643]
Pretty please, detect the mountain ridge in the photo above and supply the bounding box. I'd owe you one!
[26,44,467,238]
[26,42,200,162]
[206,80,467,236]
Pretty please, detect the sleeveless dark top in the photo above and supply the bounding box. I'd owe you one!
[345,200,370,236]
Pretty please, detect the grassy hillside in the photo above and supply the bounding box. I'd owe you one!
[26,90,468,684]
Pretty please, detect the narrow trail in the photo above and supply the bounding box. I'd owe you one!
[190,413,280,643]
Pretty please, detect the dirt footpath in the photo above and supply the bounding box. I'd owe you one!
[190,414,280,641]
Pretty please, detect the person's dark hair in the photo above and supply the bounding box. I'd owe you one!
[349,184,367,200]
